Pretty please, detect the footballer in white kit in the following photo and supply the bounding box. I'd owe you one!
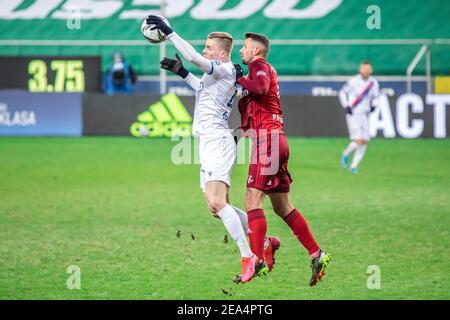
[145,15,258,283]
[191,59,237,191]
[338,61,380,173]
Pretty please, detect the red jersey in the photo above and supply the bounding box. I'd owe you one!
[237,58,284,133]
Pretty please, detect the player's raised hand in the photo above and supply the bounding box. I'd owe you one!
[234,64,244,82]
[146,15,173,36]
[160,53,183,73]
[160,53,189,78]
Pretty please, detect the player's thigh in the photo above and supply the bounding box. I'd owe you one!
[360,116,371,142]
[245,187,266,211]
[348,115,366,141]
[199,134,236,190]
[346,115,358,140]
[268,192,294,218]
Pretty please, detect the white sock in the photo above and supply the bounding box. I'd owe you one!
[344,141,358,156]
[350,144,367,169]
[218,204,253,258]
[231,205,248,236]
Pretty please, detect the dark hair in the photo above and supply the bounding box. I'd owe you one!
[360,60,372,65]
[245,32,270,57]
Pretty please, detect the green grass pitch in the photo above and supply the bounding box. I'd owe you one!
[0,137,449,299]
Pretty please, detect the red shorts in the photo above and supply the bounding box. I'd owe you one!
[247,131,292,193]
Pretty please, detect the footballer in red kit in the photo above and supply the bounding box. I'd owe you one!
[237,54,292,194]
[235,32,332,286]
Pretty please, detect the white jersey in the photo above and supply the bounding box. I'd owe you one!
[339,74,380,115]
[192,61,237,135]
[167,32,237,136]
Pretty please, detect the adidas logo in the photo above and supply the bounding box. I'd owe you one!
[130,93,192,138]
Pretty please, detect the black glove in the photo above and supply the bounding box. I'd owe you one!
[370,106,376,113]
[234,64,243,82]
[146,15,173,36]
[160,53,189,78]
[345,107,353,115]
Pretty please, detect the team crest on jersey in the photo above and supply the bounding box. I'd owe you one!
[267,180,272,186]
[256,71,267,77]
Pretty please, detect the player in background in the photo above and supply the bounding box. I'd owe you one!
[145,16,256,282]
[235,33,331,286]
[338,61,380,174]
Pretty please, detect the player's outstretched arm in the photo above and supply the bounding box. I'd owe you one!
[237,76,270,96]
[169,33,213,74]
[236,62,270,95]
[338,81,350,108]
[370,81,381,112]
[146,15,212,74]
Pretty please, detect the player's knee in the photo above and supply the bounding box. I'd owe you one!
[356,139,366,145]
[244,195,251,210]
[245,197,260,212]
[245,191,261,209]
[273,204,293,218]
[210,211,220,219]
[272,205,285,216]
[207,199,226,215]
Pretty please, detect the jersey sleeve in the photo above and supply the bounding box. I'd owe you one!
[237,61,271,95]
[184,72,202,91]
[209,60,225,77]
[338,80,351,108]
[370,80,381,106]
[168,32,212,74]
[371,80,380,98]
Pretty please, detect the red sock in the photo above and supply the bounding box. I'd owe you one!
[247,208,267,261]
[284,209,320,255]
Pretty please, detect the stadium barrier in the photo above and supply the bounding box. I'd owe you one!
[81,93,450,139]
[82,93,194,137]
[0,91,82,136]
[1,91,448,138]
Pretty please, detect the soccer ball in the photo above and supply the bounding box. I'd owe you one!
[141,15,170,44]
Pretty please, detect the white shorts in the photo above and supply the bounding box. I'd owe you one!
[199,131,236,192]
[346,113,371,141]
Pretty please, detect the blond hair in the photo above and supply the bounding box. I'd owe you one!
[207,32,233,55]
